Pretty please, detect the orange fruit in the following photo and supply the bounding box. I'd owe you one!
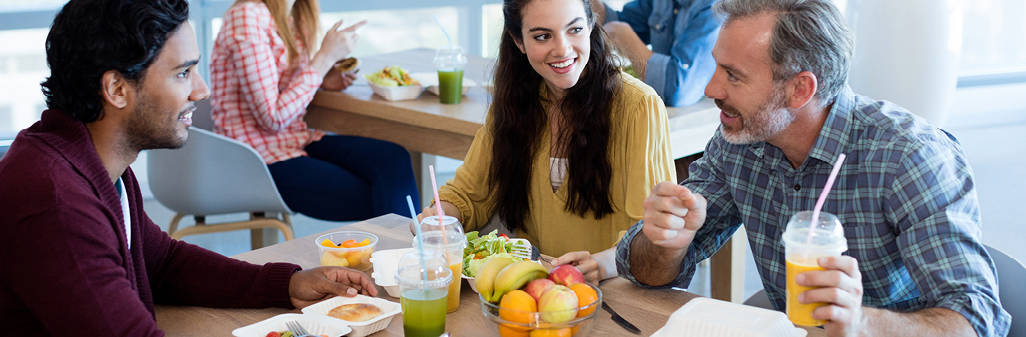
[529,328,571,337]
[499,290,537,326]
[341,239,357,248]
[319,239,336,248]
[569,283,598,317]
[498,324,529,337]
[356,238,371,247]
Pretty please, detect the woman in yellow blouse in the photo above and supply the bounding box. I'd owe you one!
[418,0,674,283]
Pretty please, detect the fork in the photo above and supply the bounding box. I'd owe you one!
[510,239,533,260]
[285,320,313,337]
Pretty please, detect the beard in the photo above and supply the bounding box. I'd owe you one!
[125,94,190,151]
[717,86,795,145]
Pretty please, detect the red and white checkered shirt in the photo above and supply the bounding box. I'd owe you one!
[210,1,324,164]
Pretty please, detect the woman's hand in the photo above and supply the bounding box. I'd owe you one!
[312,19,366,76]
[551,248,617,284]
[320,67,357,91]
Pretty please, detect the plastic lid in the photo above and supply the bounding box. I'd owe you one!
[395,250,452,289]
[781,211,847,248]
[414,226,467,249]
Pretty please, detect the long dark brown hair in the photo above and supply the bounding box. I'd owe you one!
[489,0,621,233]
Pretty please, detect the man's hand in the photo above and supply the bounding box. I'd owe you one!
[798,256,865,336]
[603,21,653,76]
[641,182,707,250]
[288,266,378,309]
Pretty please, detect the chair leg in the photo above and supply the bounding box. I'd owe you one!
[168,213,186,235]
[171,217,293,244]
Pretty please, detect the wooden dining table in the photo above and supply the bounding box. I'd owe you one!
[155,214,825,337]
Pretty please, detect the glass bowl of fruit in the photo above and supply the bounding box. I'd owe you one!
[316,231,378,271]
[477,262,602,337]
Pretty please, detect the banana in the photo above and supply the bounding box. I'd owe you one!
[491,261,549,302]
[475,256,515,302]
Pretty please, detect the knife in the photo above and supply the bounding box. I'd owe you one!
[602,302,641,334]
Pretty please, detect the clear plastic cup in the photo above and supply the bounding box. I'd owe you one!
[397,250,452,337]
[415,215,467,313]
[781,211,848,326]
[434,47,467,104]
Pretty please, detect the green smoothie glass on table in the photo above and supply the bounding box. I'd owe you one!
[397,249,452,337]
[434,47,467,104]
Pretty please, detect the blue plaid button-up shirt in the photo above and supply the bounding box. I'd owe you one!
[616,88,1010,337]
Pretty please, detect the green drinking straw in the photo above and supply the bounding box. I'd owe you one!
[407,195,429,282]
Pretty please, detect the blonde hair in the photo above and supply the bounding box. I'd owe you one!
[241,0,320,63]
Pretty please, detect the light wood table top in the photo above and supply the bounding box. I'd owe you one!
[305,48,720,161]
[155,214,824,337]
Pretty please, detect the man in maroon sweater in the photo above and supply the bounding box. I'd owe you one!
[0,1,378,335]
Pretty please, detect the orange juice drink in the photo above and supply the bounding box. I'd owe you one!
[781,211,847,327]
[786,256,827,326]
[417,216,467,313]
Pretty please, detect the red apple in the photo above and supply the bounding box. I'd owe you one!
[548,265,585,286]
[525,278,555,301]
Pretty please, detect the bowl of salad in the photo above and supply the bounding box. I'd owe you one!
[461,230,532,293]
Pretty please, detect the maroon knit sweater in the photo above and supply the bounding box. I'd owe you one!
[0,110,300,336]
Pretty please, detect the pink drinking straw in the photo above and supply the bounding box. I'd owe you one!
[428,165,451,261]
[808,153,847,245]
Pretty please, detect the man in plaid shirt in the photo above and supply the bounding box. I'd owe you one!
[615,0,1010,336]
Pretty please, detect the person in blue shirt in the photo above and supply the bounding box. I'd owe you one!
[590,0,721,107]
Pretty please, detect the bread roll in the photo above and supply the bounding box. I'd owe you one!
[328,303,382,322]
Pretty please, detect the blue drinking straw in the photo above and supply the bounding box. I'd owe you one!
[433,17,453,49]
[406,195,429,282]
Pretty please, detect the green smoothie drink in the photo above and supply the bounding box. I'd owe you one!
[401,288,447,337]
[434,47,467,104]
[396,250,452,337]
[437,69,464,104]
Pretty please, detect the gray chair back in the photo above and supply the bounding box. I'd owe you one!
[0,139,10,160]
[191,99,215,131]
[147,127,290,216]
[987,244,1025,337]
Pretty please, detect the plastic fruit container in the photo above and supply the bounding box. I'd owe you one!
[316,231,378,271]
[479,283,602,337]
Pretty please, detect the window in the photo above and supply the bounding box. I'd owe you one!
[321,7,461,58]
[960,0,1026,76]
[0,28,48,136]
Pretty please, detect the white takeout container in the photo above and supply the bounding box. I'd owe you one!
[301,295,401,337]
[368,82,423,101]
[652,297,807,337]
[232,313,352,337]
[369,247,415,297]
[409,72,476,96]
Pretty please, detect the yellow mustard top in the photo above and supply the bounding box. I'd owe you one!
[438,73,676,256]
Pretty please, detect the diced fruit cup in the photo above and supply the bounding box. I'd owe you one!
[316,231,378,271]
[479,283,602,337]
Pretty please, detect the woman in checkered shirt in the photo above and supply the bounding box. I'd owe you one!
[209,0,420,220]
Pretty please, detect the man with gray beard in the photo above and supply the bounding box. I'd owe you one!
[614,0,1009,336]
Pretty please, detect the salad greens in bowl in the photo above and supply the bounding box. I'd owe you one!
[462,230,531,292]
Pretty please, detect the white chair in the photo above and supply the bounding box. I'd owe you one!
[147,101,294,249]
[743,245,1025,336]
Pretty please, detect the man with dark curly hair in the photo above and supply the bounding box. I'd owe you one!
[0,1,377,335]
